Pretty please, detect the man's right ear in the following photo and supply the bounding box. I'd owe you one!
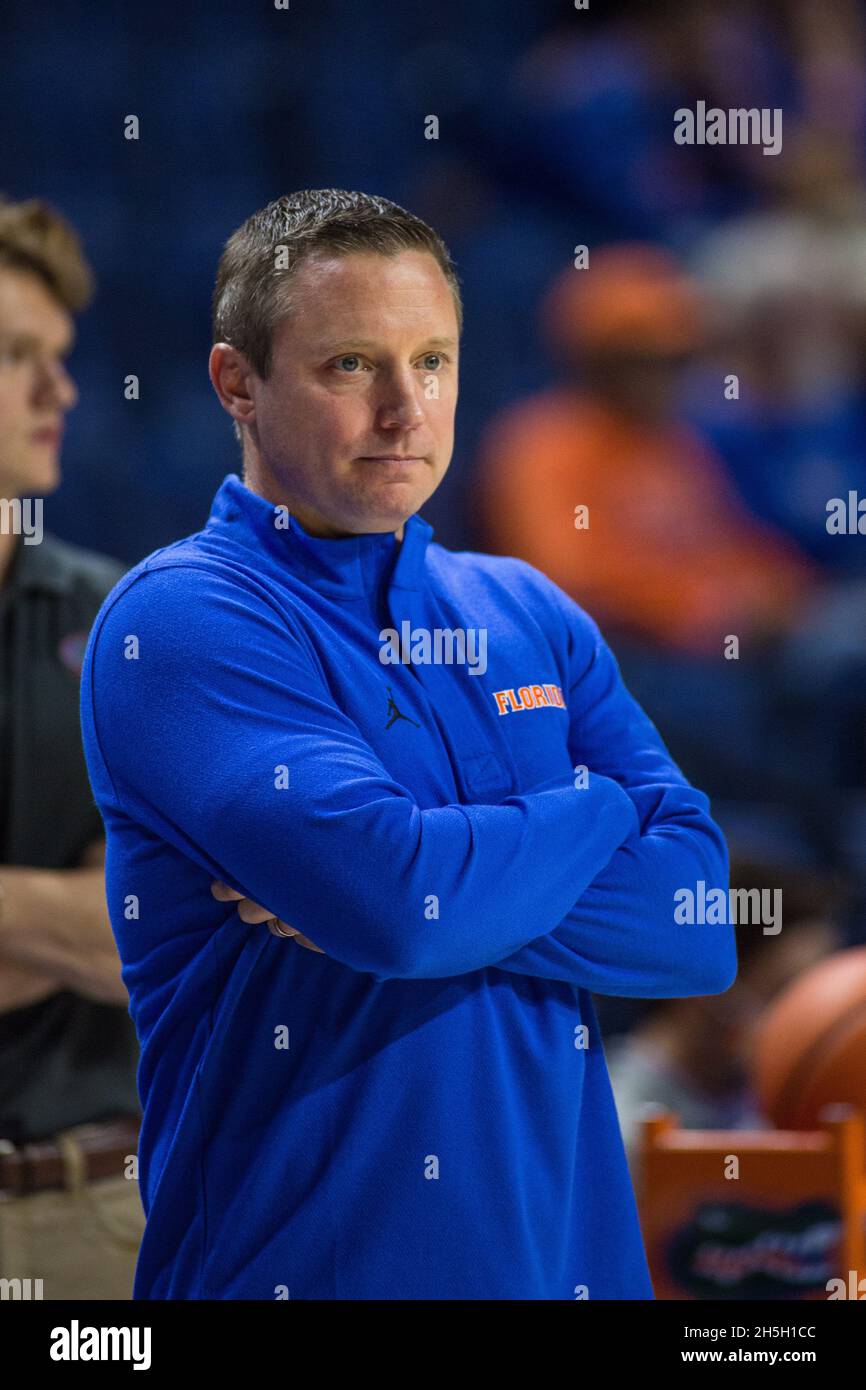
[208,342,256,433]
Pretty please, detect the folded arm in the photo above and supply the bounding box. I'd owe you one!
[84,564,640,982]
[0,840,127,1007]
[490,579,737,997]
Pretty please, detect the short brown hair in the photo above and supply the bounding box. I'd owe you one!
[0,196,94,312]
[212,188,463,384]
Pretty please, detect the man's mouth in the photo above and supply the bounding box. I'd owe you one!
[31,424,63,447]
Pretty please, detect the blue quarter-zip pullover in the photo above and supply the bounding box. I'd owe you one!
[79,472,735,1300]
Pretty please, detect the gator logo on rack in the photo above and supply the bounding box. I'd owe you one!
[493,683,566,716]
[666,1199,840,1299]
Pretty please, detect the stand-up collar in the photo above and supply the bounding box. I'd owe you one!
[204,472,432,597]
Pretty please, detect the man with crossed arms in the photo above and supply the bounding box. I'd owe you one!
[80,188,735,1300]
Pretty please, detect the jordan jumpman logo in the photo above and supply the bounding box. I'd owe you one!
[385,685,420,730]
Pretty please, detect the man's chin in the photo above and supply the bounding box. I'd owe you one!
[355,504,421,537]
[20,452,62,496]
[353,477,436,533]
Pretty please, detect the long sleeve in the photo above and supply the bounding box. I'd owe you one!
[491,575,737,997]
[83,564,640,982]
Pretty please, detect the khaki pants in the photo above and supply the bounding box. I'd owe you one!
[0,1127,145,1300]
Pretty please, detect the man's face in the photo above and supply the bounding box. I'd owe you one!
[237,249,459,537]
[0,268,77,497]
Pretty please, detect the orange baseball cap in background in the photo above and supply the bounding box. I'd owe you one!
[541,243,708,358]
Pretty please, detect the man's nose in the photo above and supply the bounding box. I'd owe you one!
[377,372,425,429]
[34,356,78,411]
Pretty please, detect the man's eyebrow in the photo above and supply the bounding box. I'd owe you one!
[0,330,75,353]
[317,336,458,352]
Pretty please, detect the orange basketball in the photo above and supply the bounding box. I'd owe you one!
[753,946,866,1130]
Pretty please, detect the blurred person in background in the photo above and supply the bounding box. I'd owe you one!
[690,124,866,856]
[476,244,816,659]
[0,197,142,1299]
[505,0,866,243]
[473,244,818,801]
[691,125,866,572]
[605,860,845,1173]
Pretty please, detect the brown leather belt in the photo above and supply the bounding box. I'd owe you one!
[0,1117,140,1198]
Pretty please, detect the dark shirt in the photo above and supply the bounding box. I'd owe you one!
[0,527,140,1143]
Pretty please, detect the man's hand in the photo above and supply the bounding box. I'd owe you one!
[210,880,326,953]
[0,848,128,1005]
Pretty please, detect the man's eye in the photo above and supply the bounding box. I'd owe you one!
[333,355,364,372]
[0,344,30,365]
[419,353,445,371]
